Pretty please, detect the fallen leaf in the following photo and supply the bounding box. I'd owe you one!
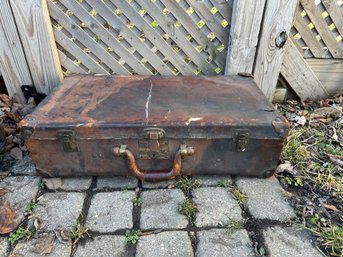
[10,147,23,160]
[0,188,8,197]
[0,94,13,107]
[323,204,339,212]
[33,232,56,254]
[42,178,62,190]
[0,201,16,234]
[276,161,298,175]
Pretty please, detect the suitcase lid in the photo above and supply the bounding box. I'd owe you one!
[21,75,289,140]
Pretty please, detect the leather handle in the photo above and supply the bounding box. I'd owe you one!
[113,144,195,182]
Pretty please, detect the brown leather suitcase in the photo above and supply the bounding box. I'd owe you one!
[20,75,289,181]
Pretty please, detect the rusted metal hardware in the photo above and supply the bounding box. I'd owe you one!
[139,128,169,159]
[57,130,79,152]
[234,130,249,152]
[113,144,195,182]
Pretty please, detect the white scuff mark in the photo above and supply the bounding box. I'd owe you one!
[185,117,203,126]
[145,80,153,121]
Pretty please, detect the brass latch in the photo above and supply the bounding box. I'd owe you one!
[234,130,249,152]
[57,130,79,152]
[139,128,169,159]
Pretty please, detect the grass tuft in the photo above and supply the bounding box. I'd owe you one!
[227,219,244,234]
[179,198,198,220]
[174,176,200,194]
[125,229,142,244]
[9,227,33,244]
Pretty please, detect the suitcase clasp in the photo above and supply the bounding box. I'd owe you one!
[234,130,249,152]
[139,128,169,159]
[57,130,79,152]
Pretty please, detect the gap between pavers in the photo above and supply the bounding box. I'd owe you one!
[74,235,126,257]
[85,191,135,232]
[140,189,188,230]
[236,176,296,221]
[263,226,323,257]
[193,187,242,227]
[196,229,255,257]
[0,176,40,226]
[136,231,193,257]
[33,192,85,231]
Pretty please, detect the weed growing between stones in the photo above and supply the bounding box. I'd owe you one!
[25,200,37,212]
[230,188,248,207]
[8,227,33,244]
[69,216,90,246]
[217,179,232,188]
[132,196,142,207]
[174,176,200,195]
[125,229,142,244]
[227,219,244,234]
[179,198,198,221]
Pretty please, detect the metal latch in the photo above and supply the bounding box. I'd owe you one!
[139,128,169,159]
[58,130,79,152]
[234,130,249,152]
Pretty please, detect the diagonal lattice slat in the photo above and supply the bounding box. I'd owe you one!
[291,0,343,59]
[48,0,232,76]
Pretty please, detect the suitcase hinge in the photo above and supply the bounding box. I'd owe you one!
[58,130,79,152]
[234,130,249,152]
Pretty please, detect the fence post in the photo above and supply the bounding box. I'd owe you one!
[225,0,266,75]
[10,0,63,95]
[253,0,298,101]
[0,0,32,103]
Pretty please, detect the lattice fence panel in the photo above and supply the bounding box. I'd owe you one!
[291,0,343,59]
[48,0,232,76]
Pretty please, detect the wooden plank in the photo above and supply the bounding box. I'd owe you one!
[253,0,298,101]
[135,0,216,74]
[225,0,266,75]
[209,0,232,22]
[307,58,343,96]
[10,0,63,95]
[293,11,331,58]
[281,39,329,100]
[321,0,343,39]
[0,0,32,102]
[48,1,130,75]
[85,0,174,75]
[300,0,343,58]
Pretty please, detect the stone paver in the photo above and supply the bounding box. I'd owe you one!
[136,231,193,257]
[74,235,126,257]
[236,177,295,221]
[142,180,174,189]
[95,176,138,190]
[0,236,9,257]
[86,191,134,232]
[33,192,85,231]
[0,176,39,225]
[194,175,232,186]
[193,187,242,227]
[9,155,36,175]
[140,189,188,230]
[43,177,92,191]
[9,232,71,257]
[196,229,255,257]
[263,226,323,257]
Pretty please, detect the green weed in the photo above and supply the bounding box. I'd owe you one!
[132,196,142,207]
[227,219,244,234]
[125,229,142,244]
[174,176,200,194]
[179,198,198,220]
[9,227,32,244]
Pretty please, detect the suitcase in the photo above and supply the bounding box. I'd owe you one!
[20,75,289,181]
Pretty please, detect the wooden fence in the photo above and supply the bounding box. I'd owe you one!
[2,0,341,104]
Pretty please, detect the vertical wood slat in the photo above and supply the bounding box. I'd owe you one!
[253,0,298,101]
[281,39,329,100]
[225,0,266,75]
[10,0,63,95]
[0,0,32,103]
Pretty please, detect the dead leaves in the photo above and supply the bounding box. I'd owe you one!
[0,201,16,234]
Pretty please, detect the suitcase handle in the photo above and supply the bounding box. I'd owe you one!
[113,144,195,182]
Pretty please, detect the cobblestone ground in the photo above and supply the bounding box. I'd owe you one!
[0,167,324,257]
